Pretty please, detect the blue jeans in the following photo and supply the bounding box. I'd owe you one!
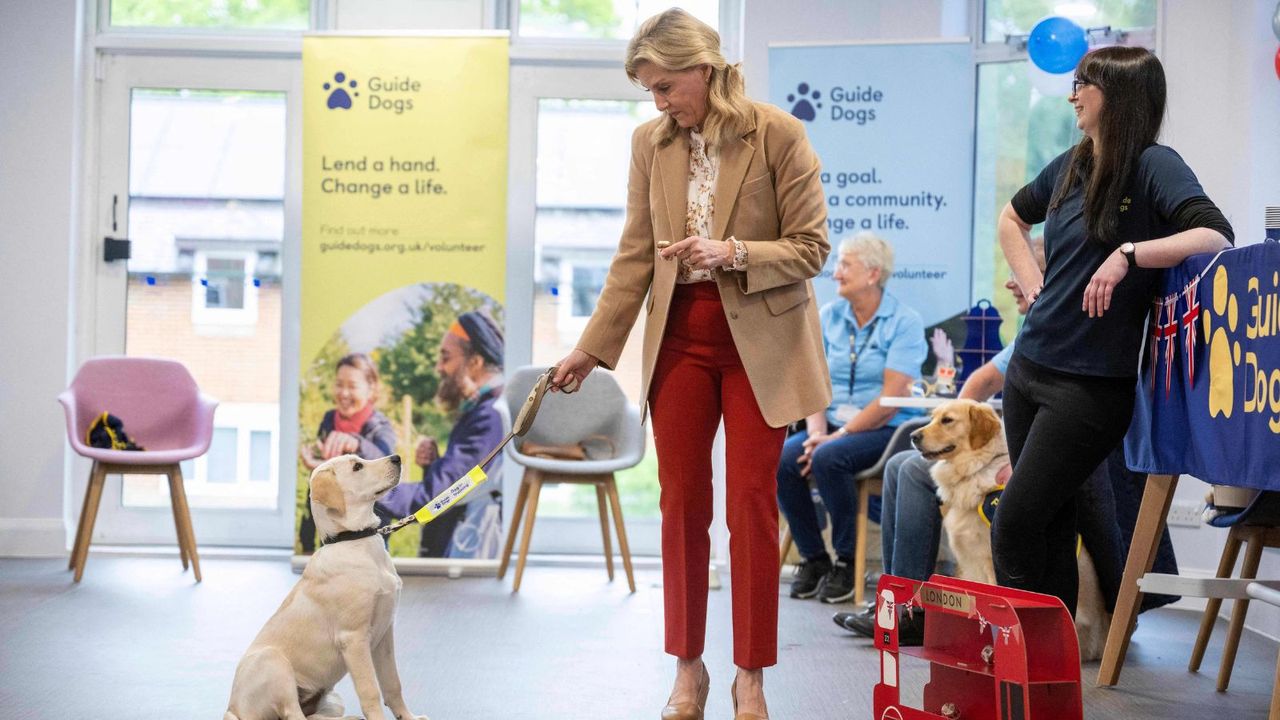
[880,449,942,581]
[776,424,893,561]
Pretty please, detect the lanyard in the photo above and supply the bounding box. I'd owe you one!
[847,316,880,396]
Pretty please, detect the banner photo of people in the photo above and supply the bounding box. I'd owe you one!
[299,34,509,562]
[768,41,994,385]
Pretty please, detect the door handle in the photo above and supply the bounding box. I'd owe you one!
[104,194,130,262]
[103,236,131,262]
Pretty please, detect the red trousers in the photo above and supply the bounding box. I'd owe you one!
[649,282,787,669]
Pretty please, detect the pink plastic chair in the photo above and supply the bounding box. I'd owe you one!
[58,356,218,582]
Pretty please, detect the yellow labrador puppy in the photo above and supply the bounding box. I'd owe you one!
[224,454,428,720]
[912,400,1110,662]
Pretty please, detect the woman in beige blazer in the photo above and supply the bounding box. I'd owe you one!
[551,9,829,720]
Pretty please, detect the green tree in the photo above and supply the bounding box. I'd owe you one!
[111,0,309,28]
[521,0,622,38]
[985,0,1155,38]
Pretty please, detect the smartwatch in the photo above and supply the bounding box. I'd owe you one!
[1120,242,1138,268]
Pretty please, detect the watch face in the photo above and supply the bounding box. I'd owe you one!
[1122,242,1135,253]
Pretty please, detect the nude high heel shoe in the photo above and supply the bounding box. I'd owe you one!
[731,677,769,720]
[661,662,710,720]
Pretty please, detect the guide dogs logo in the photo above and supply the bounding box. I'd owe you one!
[324,71,420,114]
[787,82,822,121]
[324,71,359,110]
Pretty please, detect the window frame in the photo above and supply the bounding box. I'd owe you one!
[191,248,260,326]
[967,0,1159,339]
[97,0,324,42]
[506,0,743,65]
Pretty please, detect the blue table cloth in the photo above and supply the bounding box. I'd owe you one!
[1125,241,1280,490]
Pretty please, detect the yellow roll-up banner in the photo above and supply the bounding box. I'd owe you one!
[298,34,509,561]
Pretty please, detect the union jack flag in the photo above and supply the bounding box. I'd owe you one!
[1181,278,1201,384]
[1158,295,1179,399]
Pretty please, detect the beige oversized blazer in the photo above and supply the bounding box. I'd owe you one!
[577,102,832,429]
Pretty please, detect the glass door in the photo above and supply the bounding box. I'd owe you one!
[86,53,301,546]
[508,64,661,555]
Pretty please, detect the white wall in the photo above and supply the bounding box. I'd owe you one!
[1159,0,1280,640]
[0,0,81,556]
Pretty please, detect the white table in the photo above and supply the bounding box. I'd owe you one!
[879,396,1003,412]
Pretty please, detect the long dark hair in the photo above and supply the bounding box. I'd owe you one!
[1048,46,1166,247]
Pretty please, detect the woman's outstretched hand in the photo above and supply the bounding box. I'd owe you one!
[551,348,600,393]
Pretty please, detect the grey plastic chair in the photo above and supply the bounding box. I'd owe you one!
[497,365,645,592]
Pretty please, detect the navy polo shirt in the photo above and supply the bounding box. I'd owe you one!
[1012,145,1208,378]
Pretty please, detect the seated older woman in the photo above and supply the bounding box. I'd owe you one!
[777,231,926,604]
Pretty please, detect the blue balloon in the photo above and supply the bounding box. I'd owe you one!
[1028,16,1088,74]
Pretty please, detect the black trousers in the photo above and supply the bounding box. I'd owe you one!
[993,351,1135,614]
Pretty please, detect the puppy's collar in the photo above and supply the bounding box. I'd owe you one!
[321,525,381,546]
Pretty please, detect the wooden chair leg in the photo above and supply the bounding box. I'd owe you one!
[596,482,614,581]
[497,473,531,579]
[69,464,98,570]
[1098,474,1179,686]
[779,524,793,570]
[1270,641,1280,720]
[853,479,875,606]
[606,478,636,593]
[169,463,202,582]
[512,476,543,592]
[1217,529,1264,691]
[72,462,108,582]
[1190,527,1243,672]
[166,470,190,570]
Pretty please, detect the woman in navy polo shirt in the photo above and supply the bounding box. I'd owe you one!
[777,231,926,604]
[994,46,1232,612]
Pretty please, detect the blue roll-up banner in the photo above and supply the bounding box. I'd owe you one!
[769,40,975,326]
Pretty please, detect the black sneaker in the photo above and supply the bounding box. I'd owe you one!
[819,559,856,604]
[789,555,832,598]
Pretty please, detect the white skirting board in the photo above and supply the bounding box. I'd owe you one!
[0,517,66,557]
[289,553,662,576]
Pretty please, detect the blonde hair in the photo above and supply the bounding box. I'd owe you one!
[839,232,895,289]
[625,8,753,149]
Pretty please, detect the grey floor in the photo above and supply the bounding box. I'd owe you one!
[0,556,1275,719]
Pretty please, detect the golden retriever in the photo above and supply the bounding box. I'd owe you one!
[911,399,1110,662]
[224,454,429,720]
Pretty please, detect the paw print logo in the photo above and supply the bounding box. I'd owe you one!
[324,72,359,110]
[787,83,822,122]
[1203,264,1240,418]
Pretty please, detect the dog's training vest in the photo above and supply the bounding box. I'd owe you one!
[979,485,1083,557]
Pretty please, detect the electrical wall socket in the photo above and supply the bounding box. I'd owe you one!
[1167,500,1204,528]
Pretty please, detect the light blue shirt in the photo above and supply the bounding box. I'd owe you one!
[990,341,1015,376]
[820,291,927,428]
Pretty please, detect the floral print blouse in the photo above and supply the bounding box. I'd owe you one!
[677,130,748,283]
